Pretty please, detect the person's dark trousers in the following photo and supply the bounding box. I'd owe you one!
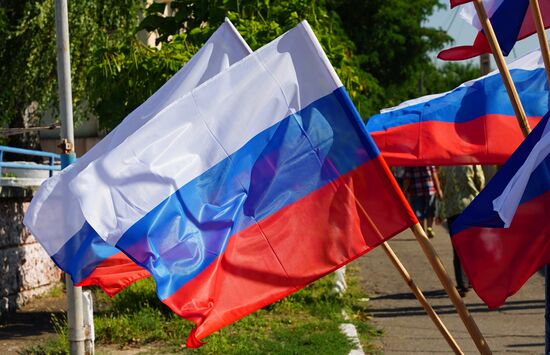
[447,215,469,291]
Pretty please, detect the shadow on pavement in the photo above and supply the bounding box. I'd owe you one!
[370,289,448,300]
[507,342,545,348]
[367,293,544,318]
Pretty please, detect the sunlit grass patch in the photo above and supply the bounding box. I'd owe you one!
[24,265,381,354]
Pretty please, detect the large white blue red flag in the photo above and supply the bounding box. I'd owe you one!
[439,0,550,61]
[24,19,252,297]
[367,47,548,166]
[451,111,550,308]
[24,21,417,346]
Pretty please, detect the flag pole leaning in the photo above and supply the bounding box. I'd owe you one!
[410,223,492,354]
[380,242,463,354]
[337,175,464,353]
[472,0,532,137]
[527,1,550,351]
[54,0,86,354]
[462,1,539,352]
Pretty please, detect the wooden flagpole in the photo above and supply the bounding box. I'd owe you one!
[380,242,464,354]
[416,1,549,353]
[472,0,532,136]
[410,223,491,354]
[344,187,463,352]
[337,176,463,352]
[329,162,465,352]
[527,1,550,352]
[408,1,539,353]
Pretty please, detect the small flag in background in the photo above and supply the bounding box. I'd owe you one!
[449,0,474,7]
[366,47,548,166]
[439,0,550,61]
[451,111,550,309]
[23,18,252,297]
[25,21,417,346]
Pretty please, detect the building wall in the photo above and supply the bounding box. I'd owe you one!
[0,187,62,319]
[40,137,101,157]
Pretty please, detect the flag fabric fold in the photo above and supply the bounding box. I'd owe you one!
[25,20,417,346]
[366,47,549,166]
[451,111,550,308]
[23,18,252,297]
[439,0,550,61]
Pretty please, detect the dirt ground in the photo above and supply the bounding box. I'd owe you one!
[0,293,159,354]
[0,293,66,353]
[356,224,545,354]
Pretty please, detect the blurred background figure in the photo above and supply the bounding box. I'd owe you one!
[402,166,442,238]
[438,165,485,297]
[391,166,405,190]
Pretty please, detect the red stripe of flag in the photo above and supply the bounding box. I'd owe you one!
[75,253,150,297]
[163,156,417,347]
[370,114,542,166]
[453,190,550,308]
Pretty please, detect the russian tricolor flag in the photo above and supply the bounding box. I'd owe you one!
[24,21,417,346]
[451,111,550,308]
[440,0,550,61]
[367,47,549,166]
[24,19,252,297]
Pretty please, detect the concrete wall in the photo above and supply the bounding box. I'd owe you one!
[0,187,62,319]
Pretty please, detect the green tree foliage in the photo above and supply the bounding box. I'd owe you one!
[0,0,476,136]
[101,0,384,124]
[87,35,198,129]
[421,62,481,95]
[0,0,144,131]
[136,0,453,118]
[333,0,450,86]
[331,0,455,108]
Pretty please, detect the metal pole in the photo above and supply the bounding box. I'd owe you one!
[54,0,85,354]
[56,0,74,145]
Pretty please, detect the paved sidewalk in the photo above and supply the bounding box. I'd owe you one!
[356,224,545,354]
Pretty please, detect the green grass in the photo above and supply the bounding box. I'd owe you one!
[23,266,381,354]
[41,283,65,299]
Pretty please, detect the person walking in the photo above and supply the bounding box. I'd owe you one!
[402,166,442,239]
[438,165,485,296]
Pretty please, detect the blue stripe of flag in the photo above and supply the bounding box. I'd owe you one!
[485,0,529,56]
[367,68,549,132]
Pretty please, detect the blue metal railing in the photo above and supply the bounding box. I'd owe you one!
[0,145,61,177]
